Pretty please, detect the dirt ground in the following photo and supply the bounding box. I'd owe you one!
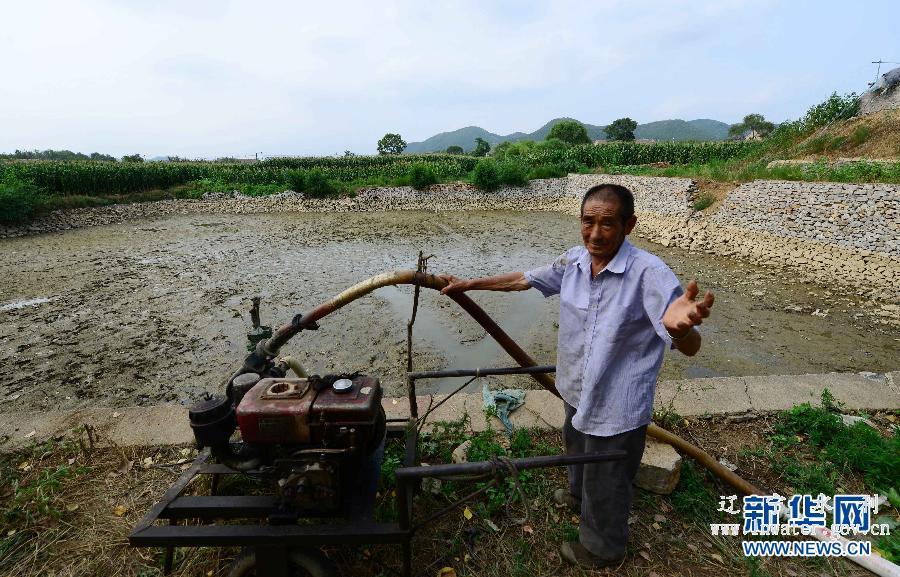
[1,210,897,412]
[1,416,893,577]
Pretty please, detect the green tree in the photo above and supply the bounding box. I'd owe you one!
[603,118,638,141]
[377,133,406,155]
[472,137,491,157]
[728,113,775,139]
[547,120,591,145]
[445,145,464,155]
[121,153,143,162]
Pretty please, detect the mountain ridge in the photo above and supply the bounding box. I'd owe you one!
[405,117,731,153]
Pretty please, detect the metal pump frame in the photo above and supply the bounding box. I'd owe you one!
[129,364,625,577]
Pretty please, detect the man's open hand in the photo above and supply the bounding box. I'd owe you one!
[663,279,714,338]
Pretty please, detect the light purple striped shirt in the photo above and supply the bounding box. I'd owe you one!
[525,240,682,437]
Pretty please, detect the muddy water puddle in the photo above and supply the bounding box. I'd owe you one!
[1,210,896,412]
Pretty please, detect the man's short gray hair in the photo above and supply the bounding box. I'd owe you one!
[580,184,635,223]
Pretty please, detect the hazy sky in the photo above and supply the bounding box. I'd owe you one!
[2,0,897,157]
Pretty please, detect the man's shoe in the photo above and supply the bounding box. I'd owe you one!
[552,488,581,512]
[560,541,623,569]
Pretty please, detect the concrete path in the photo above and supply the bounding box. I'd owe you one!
[1,370,897,451]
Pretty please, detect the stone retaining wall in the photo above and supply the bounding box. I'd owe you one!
[635,213,900,303]
[712,180,899,255]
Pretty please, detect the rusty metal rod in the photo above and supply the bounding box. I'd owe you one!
[408,365,556,381]
[395,450,627,481]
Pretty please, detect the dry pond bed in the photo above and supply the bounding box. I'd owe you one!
[1,210,897,412]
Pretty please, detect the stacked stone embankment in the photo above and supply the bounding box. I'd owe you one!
[627,179,900,303]
[713,181,898,255]
[2,174,898,304]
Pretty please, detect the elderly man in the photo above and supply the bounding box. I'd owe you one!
[440,183,714,568]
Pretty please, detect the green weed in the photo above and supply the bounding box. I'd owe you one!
[0,173,45,224]
[773,391,898,492]
[876,531,900,564]
[692,192,715,211]
[804,136,829,154]
[653,404,683,430]
[850,125,872,147]
[669,460,720,522]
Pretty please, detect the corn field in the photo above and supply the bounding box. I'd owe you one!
[1,142,756,196]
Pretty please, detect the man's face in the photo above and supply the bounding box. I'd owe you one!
[580,197,637,263]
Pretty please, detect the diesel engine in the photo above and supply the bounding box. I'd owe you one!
[188,372,386,518]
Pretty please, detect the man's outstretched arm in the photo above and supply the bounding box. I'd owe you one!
[662,279,714,357]
[439,272,531,294]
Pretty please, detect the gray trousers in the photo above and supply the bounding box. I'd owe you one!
[563,402,647,560]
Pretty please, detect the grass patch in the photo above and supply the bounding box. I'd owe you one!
[692,192,715,211]
[850,124,871,147]
[670,460,721,522]
[773,391,899,493]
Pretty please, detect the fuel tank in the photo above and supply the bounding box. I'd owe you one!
[235,375,383,451]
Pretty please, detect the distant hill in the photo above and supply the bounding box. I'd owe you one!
[406,117,731,153]
[635,119,729,141]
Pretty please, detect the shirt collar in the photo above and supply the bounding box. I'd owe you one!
[578,239,632,275]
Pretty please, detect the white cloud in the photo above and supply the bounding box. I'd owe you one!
[0,0,894,156]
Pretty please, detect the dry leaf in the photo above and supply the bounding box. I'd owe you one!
[117,458,134,475]
[6,529,16,537]
[17,461,31,472]
[484,519,499,532]
[652,522,661,530]
[571,515,580,524]
[67,457,76,465]
[112,411,121,418]
[687,543,699,552]
[180,448,193,457]
[113,504,128,517]
[639,550,651,561]
[653,514,666,523]
[522,525,534,534]
[66,504,79,512]
[141,456,154,468]
[207,571,214,577]
[437,567,457,577]
[710,553,724,563]
[24,430,36,439]
[463,507,473,520]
